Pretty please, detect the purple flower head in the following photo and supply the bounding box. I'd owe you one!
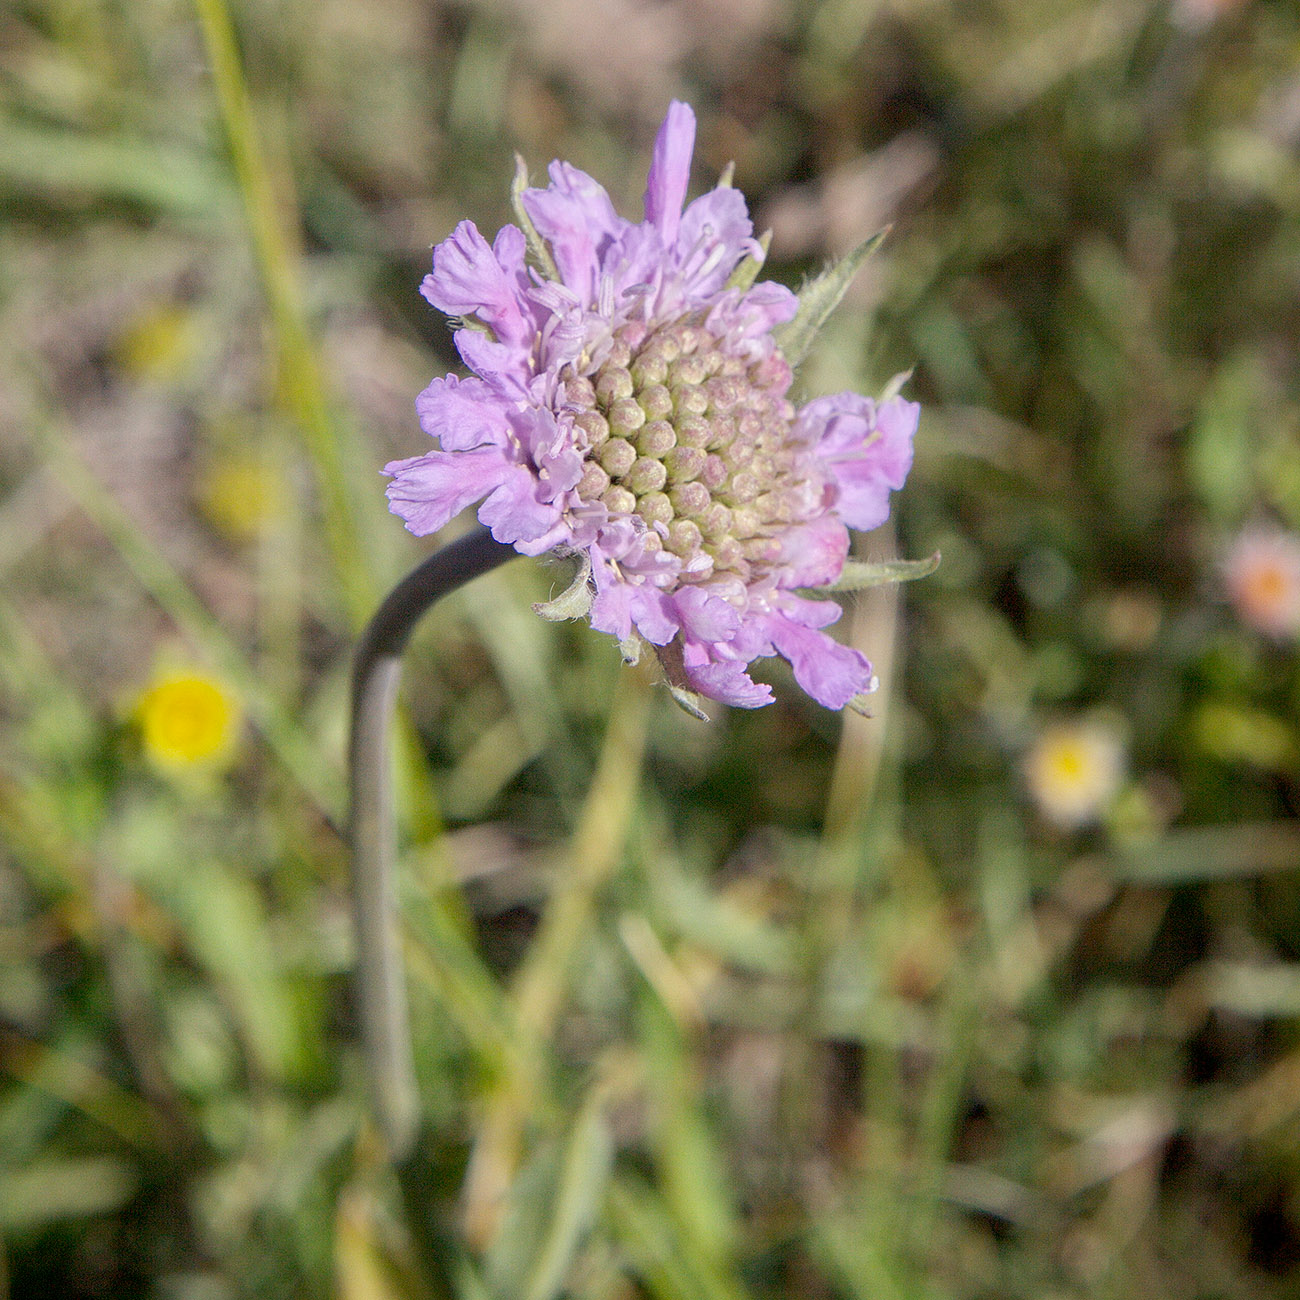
[386,102,920,712]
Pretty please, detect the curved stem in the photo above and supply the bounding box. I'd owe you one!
[349,526,515,1157]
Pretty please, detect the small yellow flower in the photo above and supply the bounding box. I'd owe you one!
[113,301,201,384]
[1023,718,1125,830]
[197,445,285,544]
[137,670,241,775]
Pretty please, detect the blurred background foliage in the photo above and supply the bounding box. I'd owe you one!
[3,0,1300,1296]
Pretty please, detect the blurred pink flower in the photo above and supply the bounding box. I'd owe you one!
[1223,526,1300,639]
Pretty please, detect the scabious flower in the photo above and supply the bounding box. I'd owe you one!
[1222,525,1300,640]
[386,102,918,710]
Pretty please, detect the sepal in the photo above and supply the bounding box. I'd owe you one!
[511,154,560,282]
[846,689,878,717]
[822,551,940,592]
[773,228,887,368]
[533,555,593,620]
[668,684,710,721]
[879,368,914,403]
[724,229,772,294]
[651,639,712,720]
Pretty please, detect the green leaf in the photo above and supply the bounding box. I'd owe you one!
[1188,350,1263,525]
[773,229,888,368]
[0,1158,136,1231]
[1110,822,1300,884]
[824,551,941,592]
[520,1090,615,1300]
[0,121,235,218]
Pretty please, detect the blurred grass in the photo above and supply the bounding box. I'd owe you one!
[4,0,1300,1297]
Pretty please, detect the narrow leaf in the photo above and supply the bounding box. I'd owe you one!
[521,1092,616,1300]
[773,228,888,368]
[824,551,941,592]
[0,1158,136,1231]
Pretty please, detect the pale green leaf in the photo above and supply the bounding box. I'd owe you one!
[520,1091,615,1300]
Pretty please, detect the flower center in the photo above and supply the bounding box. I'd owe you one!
[561,317,823,582]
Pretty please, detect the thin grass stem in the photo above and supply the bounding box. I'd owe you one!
[190,0,378,625]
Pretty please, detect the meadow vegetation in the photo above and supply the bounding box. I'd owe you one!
[3,0,1300,1296]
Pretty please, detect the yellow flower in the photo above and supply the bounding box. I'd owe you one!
[113,301,201,384]
[197,446,284,544]
[137,670,241,774]
[1023,718,1125,830]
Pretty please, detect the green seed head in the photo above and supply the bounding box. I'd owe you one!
[561,315,810,582]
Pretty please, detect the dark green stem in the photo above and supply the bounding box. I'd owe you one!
[349,526,515,1157]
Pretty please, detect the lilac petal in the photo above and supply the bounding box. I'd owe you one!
[422,221,531,348]
[673,584,741,642]
[452,329,532,393]
[589,572,679,646]
[630,586,679,645]
[735,281,799,332]
[676,188,753,297]
[479,467,564,545]
[800,392,918,531]
[415,375,511,451]
[537,444,584,498]
[590,588,632,642]
[704,282,798,352]
[771,516,850,589]
[683,658,774,708]
[513,407,584,498]
[384,448,511,536]
[524,163,623,305]
[644,101,696,247]
[773,591,842,631]
[513,520,574,557]
[764,613,873,710]
[492,224,530,295]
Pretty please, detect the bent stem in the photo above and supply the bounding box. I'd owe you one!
[349,526,515,1157]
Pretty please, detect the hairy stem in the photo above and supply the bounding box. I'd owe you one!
[349,527,515,1156]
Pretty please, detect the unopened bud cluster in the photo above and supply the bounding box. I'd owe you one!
[563,317,819,581]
